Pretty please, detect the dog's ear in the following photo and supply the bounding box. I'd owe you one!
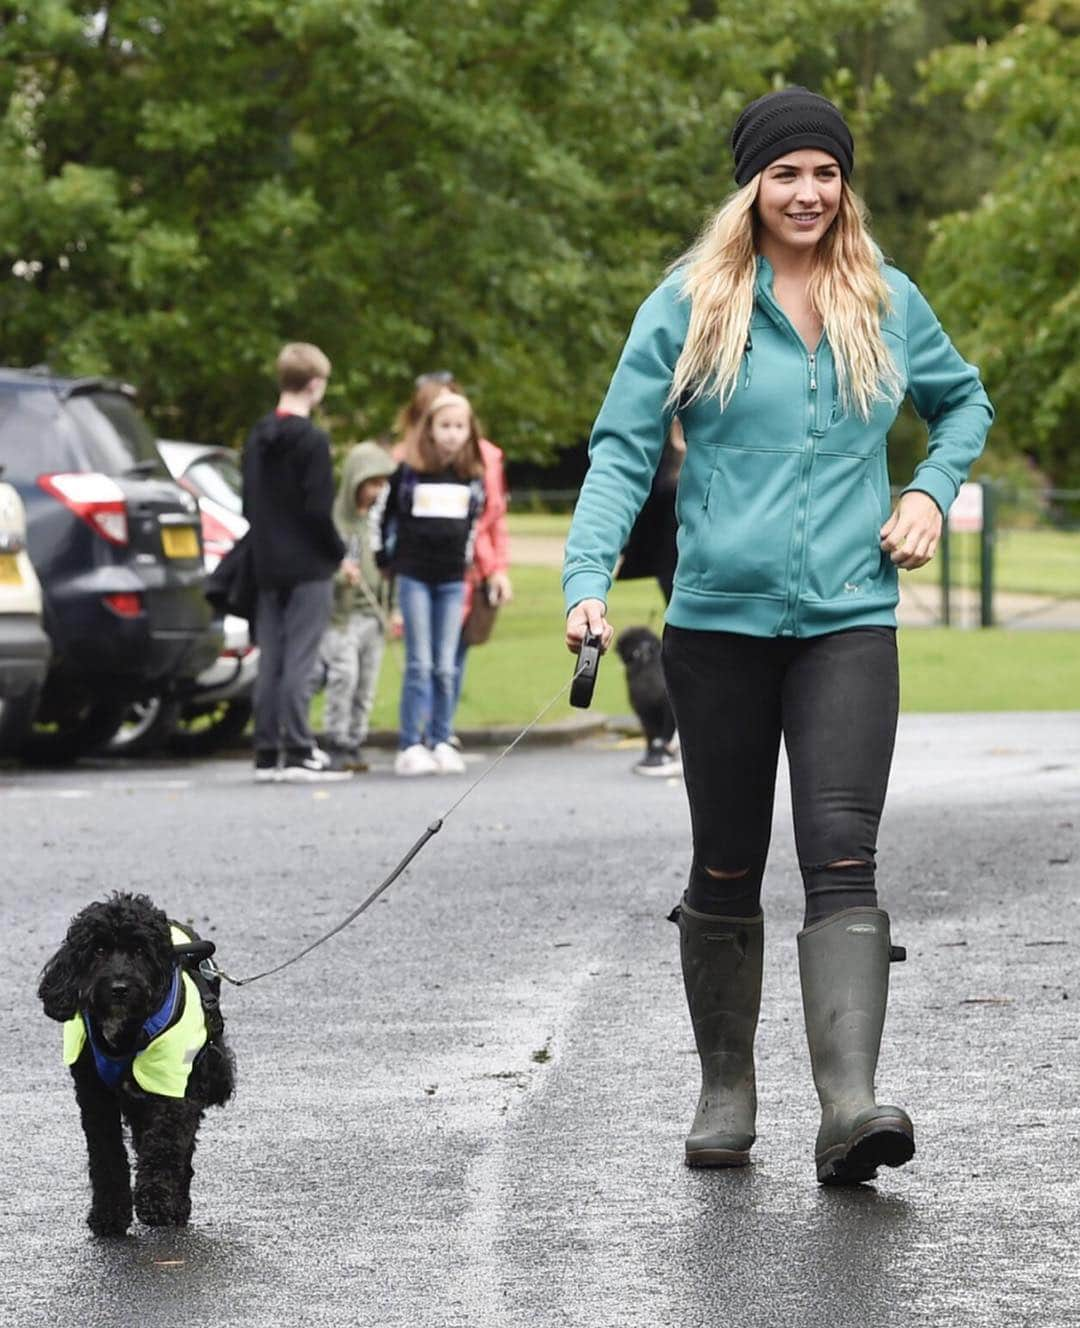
[38,945,80,1022]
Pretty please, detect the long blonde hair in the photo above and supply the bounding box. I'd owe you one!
[668,179,902,420]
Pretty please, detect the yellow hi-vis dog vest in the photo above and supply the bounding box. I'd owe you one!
[62,925,209,1099]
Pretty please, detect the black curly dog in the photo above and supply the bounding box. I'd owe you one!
[38,892,235,1237]
[615,626,676,746]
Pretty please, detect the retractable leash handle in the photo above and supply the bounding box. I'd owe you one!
[570,631,603,709]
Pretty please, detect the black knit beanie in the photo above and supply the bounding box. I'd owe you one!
[731,87,854,186]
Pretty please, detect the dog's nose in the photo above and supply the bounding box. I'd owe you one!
[109,981,129,1000]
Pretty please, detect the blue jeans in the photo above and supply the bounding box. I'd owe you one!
[397,575,465,748]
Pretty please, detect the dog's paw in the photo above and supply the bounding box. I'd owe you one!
[88,1202,133,1238]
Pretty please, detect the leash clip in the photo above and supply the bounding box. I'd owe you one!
[570,631,602,709]
[198,955,222,983]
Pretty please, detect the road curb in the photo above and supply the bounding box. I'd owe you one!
[364,713,612,749]
[215,713,635,756]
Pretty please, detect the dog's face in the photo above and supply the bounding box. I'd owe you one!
[616,626,662,669]
[39,893,176,1049]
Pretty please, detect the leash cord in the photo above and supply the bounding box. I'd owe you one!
[216,657,589,987]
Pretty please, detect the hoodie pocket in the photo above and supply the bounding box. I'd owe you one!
[677,443,800,596]
[804,458,887,601]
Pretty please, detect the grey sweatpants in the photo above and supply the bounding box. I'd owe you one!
[319,612,385,749]
[253,579,333,753]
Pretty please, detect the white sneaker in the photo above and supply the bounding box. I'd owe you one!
[394,744,438,777]
[310,745,332,769]
[431,741,466,775]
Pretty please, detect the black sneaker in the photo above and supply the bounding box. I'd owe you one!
[254,750,280,784]
[331,745,369,773]
[320,739,369,773]
[632,738,682,778]
[279,748,352,783]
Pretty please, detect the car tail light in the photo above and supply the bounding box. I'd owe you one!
[103,592,143,617]
[200,506,237,564]
[39,472,129,545]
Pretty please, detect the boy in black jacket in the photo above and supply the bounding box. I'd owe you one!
[242,342,351,782]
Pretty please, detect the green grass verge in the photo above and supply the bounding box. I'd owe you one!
[318,563,1079,733]
[897,628,1080,711]
[502,511,576,538]
[351,569,670,732]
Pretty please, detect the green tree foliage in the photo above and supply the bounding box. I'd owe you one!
[922,0,1080,487]
[0,0,906,456]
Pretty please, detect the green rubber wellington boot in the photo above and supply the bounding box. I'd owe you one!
[798,907,916,1185]
[673,902,764,1167]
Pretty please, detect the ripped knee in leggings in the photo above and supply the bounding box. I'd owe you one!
[801,857,878,926]
[684,859,762,918]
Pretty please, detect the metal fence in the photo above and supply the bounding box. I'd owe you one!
[903,483,1080,630]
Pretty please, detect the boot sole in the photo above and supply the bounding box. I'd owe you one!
[685,1147,751,1168]
[817,1118,915,1185]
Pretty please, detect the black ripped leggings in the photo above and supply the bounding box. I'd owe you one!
[661,625,899,927]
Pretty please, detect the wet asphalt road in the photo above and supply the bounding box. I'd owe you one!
[2,712,1079,1328]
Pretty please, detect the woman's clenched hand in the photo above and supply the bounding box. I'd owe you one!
[880,491,943,570]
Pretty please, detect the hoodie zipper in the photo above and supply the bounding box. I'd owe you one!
[754,274,823,636]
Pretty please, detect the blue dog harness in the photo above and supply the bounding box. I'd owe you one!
[83,966,180,1089]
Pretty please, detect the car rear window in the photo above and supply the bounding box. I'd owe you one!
[0,385,74,479]
[184,455,244,515]
[64,392,167,478]
[0,384,167,482]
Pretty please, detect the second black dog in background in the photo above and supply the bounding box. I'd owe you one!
[615,626,681,777]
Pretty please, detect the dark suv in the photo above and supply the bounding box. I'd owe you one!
[0,369,222,760]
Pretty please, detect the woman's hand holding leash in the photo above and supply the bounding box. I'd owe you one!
[880,491,943,571]
[565,598,614,654]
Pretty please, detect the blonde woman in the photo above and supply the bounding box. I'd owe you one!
[562,88,992,1184]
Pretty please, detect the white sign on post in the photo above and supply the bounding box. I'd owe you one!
[948,481,983,533]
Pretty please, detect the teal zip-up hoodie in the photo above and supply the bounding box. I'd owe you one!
[563,257,993,637]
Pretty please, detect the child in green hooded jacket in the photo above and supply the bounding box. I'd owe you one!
[318,441,396,768]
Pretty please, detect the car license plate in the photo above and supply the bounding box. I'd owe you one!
[0,553,21,585]
[161,525,200,559]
